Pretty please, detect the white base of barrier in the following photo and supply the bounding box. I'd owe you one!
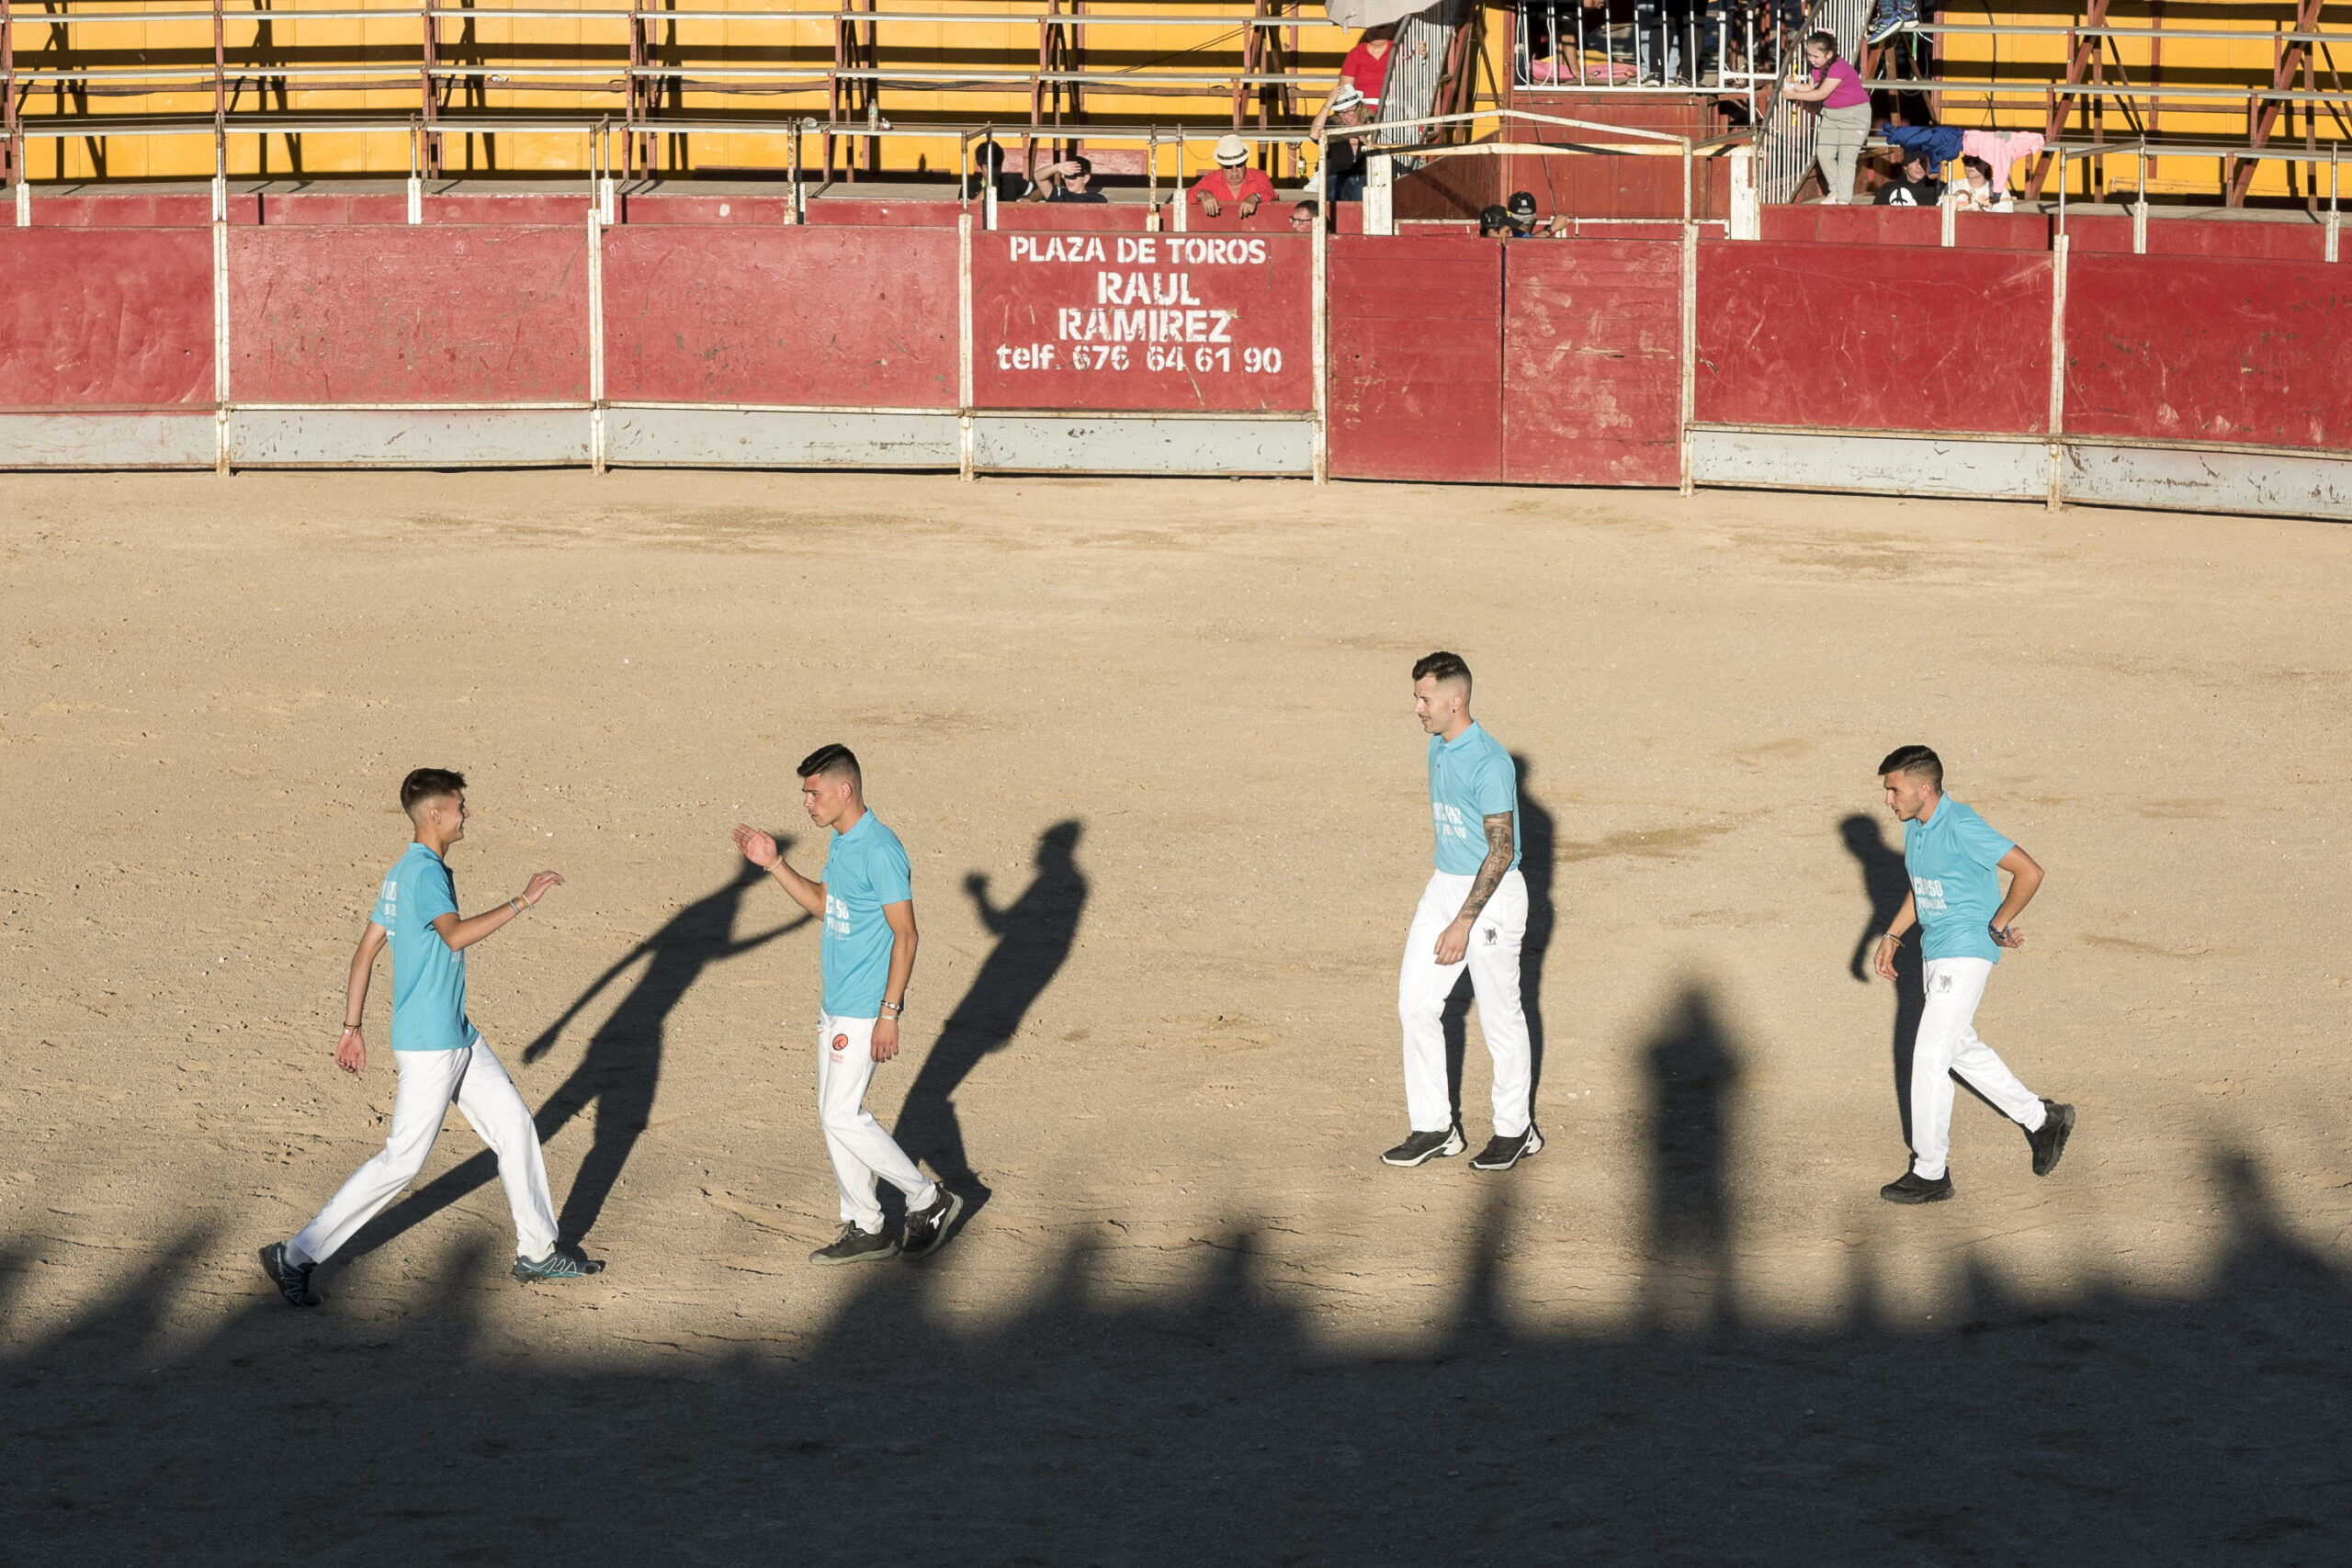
[0,413,217,469]
[2064,441,2352,522]
[230,408,593,468]
[605,407,961,468]
[972,414,1316,477]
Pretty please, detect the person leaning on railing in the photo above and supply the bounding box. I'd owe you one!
[1038,155,1107,204]
[1312,83,1374,202]
[1779,29,1871,206]
[1193,136,1280,220]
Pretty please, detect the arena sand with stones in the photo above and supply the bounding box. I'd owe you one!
[4,470,2348,1564]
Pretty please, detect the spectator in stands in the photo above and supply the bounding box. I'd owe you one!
[1478,204,1512,238]
[1952,155,2014,212]
[1193,136,1278,220]
[1873,147,1945,207]
[1505,189,1565,238]
[1290,200,1320,232]
[1038,155,1107,203]
[1780,30,1871,206]
[966,140,1036,204]
[1313,82,1373,202]
[1311,22,1396,137]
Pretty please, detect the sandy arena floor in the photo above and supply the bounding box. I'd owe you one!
[3,469,2348,1564]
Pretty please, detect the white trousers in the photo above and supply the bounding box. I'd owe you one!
[818,1014,938,1234]
[290,1038,560,1266]
[1911,957,2046,1181]
[1398,868,1532,1137]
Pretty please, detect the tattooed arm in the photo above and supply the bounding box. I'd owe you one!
[1434,813,1515,964]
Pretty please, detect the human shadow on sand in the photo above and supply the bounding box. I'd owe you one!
[334,855,806,1258]
[1843,811,1926,1152]
[15,976,2348,1564]
[891,819,1088,1213]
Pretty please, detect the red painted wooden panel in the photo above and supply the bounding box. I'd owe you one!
[1502,239,1680,486]
[1327,235,1502,482]
[970,231,1314,412]
[1758,204,2053,252]
[228,225,591,403]
[0,227,213,409]
[602,226,956,408]
[259,194,409,226]
[1695,241,2052,435]
[2065,254,2352,451]
[28,194,250,227]
[2064,213,2330,262]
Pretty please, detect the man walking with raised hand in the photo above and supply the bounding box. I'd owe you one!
[260,768,601,1308]
[1384,651,1541,1172]
[1872,744,2075,1203]
[733,744,963,1265]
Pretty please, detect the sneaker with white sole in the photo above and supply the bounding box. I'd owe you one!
[2029,1100,2075,1177]
[1381,1125,1466,1168]
[1469,1125,1545,1171]
[512,1248,606,1283]
[810,1224,899,1267]
[258,1242,320,1308]
[902,1189,966,1260]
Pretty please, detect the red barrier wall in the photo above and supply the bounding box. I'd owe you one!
[602,226,957,407]
[1695,241,2053,435]
[970,231,1314,412]
[2064,213,2332,262]
[228,226,592,403]
[0,228,212,408]
[1328,236,1501,482]
[1759,205,2052,252]
[2064,254,2352,451]
[1503,240,1681,486]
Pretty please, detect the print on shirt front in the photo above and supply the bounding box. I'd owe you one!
[1426,721,1523,876]
[372,841,478,1052]
[1901,796,2016,964]
[818,812,915,1018]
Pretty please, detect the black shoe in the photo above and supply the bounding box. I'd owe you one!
[1381,1125,1466,1168]
[1469,1125,1545,1171]
[810,1224,899,1267]
[902,1189,966,1260]
[1880,1169,1954,1204]
[512,1248,606,1283]
[258,1242,320,1307]
[2029,1100,2075,1177]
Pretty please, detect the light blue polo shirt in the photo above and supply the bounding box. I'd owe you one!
[372,842,479,1052]
[1902,795,2016,964]
[820,810,914,1018]
[1427,722,1522,876]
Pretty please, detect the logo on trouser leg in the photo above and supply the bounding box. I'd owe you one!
[831,1033,849,1053]
[1483,926,1498,945]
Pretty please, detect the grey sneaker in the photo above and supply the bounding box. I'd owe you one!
[512,1248,606,1283]
[1469,1125,1545,1171]
[902,1189,966,1260]
[258,1242,320,1308]
[810,1224,899,1267]
[1380,1125,1466,1167]
[2029,1100,2076,1177]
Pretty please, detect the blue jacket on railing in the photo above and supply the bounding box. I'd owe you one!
[1884,124,1968,165]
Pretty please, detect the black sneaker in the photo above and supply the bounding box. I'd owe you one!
[810,1224,899,1267]
[2029,1100,2076,1177]
[1881,1169,1954,1204]
[1380,1125,1465,1168]
[258,1242,320,1308]
[902,1189,966,1260]
[1469,1125,1545,1171]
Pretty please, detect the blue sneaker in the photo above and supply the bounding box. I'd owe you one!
[512,1247,606,1283]
[259,1242,320,1307]
[1866,6,1915,44]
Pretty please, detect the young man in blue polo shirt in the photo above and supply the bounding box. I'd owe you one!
[734,744,963,1265]
[260,768,600,1307]
[1872,744,2075,1203]
[1384,651,1541,1172]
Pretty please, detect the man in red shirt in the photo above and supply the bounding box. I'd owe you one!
[1193,135,1278,220]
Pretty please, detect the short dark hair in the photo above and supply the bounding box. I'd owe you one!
[1067,154,1091,178]
[400,767,467,816]
[797,743,862,790]
[1412,650,1472,691]
[1877,745,1942,788]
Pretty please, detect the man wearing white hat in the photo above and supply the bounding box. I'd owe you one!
[1193,135,1279,220]
[1310,83,1373,201]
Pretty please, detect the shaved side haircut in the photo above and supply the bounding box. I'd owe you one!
[399,767,468,820]
[1877,744,1943,790]
[1413,650,1472,694]
[797,743,863,792]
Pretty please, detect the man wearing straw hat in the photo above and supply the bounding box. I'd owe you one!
[1193,135,1279,220]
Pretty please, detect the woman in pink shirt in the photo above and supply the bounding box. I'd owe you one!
[1781,30,1872,205]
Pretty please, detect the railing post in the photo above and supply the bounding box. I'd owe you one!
[588,206,605,475]
[958,209,975,481]
[1679,218,1696,497]
[1364,153,1393,236]
[213,204,230,476]
[407,119,423,225]
[2329,144,2341,264]
[1940,160,1956,247]
[1313,130,1329,486]
[2047,231,2069,513]
[2132,147,2147,254]
[1728,144,1758,239]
